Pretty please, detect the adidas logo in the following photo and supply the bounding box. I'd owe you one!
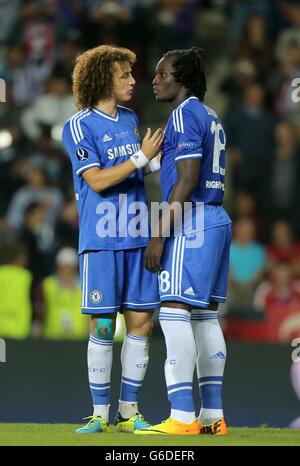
[209,352,226,360]
[103,134,112,142]
[184,287,195,296]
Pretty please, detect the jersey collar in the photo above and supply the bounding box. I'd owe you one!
[175,95,199,110]
[93,107,119,122]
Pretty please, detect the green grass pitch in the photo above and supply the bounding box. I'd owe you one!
[0,424,300,446]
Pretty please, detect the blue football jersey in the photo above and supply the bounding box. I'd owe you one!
[161,96,231,230]
[62,106,149,253]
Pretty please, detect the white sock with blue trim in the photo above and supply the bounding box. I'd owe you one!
[159,307,197,424]
[88,334,113,421]
[191,309,226,424]
[118,333,150,419]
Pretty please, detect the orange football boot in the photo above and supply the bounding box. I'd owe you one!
[198,418,228,435]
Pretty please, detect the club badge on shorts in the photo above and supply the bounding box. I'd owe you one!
[90,290,103,304]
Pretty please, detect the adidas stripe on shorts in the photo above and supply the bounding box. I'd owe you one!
[159,224,232,308]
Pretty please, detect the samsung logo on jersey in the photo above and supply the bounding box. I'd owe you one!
[107,143,141,160]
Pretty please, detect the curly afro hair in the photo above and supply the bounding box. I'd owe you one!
[72,45,136,110]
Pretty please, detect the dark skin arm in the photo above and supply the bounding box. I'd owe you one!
[145,157,201,273]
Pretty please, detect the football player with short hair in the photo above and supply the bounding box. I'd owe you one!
[138,47,232,436]
[63,45,163,434]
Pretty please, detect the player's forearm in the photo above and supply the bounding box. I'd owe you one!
[157,178,197,238]
[169,177,197,206]
[84,160,137,192]
[155,157,200,237]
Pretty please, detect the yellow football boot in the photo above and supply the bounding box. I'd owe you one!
[134,417,200,435]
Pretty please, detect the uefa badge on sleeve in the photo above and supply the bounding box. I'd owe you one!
[76,147,89,162]
[90,290,103,304]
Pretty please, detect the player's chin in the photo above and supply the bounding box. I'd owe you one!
[119,93,133,103]
[155,94,168,102]
[125,91,134,100]
[119,97,129,103]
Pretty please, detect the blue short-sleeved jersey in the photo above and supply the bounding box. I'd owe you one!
[62,106,149,253]
[161,96,231,230]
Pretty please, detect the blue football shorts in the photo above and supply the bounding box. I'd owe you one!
[79,247,160,314]
[159,223,232,308]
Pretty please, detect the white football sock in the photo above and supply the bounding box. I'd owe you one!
[159,307,197,424]
[88,334,113,421]
[191,309,226,424]
[93,405,110,420]
[118,333,150,418]
[118,401,139,419]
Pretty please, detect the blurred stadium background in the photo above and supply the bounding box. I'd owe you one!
[0,0,300,428]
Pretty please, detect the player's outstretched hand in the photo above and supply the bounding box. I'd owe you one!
[141,128,163,160]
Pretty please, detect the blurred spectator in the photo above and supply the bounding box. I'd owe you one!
[0,243,32,339]
[276,1,300,63]
[289,361,300,429]
[81,0,134,48]
[269,39,300,124]
[55,181,78,251]
[226,0,271,56]
[52,37,83,83]
[0,85,34,214]
[0,84,27,154]
[220,58,258,108]
[267,220,300,279]
[254,262,300,343]
[232,191,265,242]
[21,74,76,142]
[228,218,266,309]
[19,0,58,72]
[57,0,85,30]
[235,12,273,80]
[20,202,56,335]
[42,247,88,339]
[153,0,199,53]
[267,121,300,221]
[6,164,64,230]
[20,202,55,284]
[225,82,275,195]
[29,127,70,186]
[0,0,20,45]
[3,44,46,106]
